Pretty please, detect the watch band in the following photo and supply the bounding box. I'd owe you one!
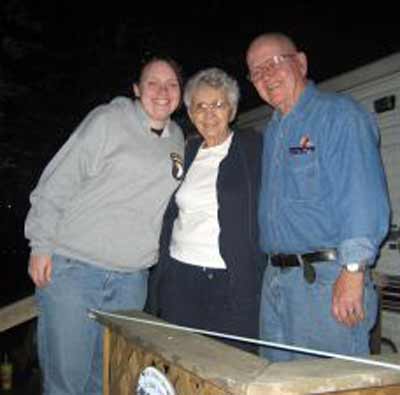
[344,262,366,273]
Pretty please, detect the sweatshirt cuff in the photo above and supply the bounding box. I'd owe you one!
[30,246,53,258]
[337,237,377,267]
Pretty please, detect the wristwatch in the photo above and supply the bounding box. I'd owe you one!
[344,262,366,273]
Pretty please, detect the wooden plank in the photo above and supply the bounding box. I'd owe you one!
[247,357,400,395]
[95,311,269,395]
[0,295,38,332]
[332,384,400,394]
[94,310,400,395]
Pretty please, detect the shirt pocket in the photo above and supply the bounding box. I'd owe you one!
[284,151,318,201]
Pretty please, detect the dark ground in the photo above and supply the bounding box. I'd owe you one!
[0,369,40,395]
[0,321,40,395]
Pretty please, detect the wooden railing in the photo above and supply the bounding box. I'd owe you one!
[0,295,38,333]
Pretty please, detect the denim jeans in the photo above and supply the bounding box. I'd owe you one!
[35,254,148,395]
[259,263,378,362]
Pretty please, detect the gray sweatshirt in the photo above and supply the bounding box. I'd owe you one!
[25,97,184,272]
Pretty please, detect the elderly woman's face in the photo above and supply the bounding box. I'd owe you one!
[189,85,232,147]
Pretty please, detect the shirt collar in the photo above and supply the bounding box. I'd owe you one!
[272,80,317,123]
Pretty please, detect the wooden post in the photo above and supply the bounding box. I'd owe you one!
[103,327,111,395]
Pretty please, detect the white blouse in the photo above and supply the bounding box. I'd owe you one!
[169,133,233,269]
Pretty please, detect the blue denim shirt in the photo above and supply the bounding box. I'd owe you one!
[258,82,390,266]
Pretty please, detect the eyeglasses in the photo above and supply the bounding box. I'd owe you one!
[247,53,297,83]
[192,100,229,115]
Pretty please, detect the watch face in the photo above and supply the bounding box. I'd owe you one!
[346,263,364,272]
[347,263,359,271]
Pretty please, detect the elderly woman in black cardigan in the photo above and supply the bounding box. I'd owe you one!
[147,67,265,353]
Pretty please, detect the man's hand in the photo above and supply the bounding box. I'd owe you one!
[28,255,53,288]
[332,269,365,327]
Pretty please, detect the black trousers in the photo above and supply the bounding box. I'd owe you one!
[157,255,258,354]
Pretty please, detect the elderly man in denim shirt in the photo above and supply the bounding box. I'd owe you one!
[246,32,390,361]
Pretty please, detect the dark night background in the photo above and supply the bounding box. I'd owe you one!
[1,0,400,389]
[1,0,400,310]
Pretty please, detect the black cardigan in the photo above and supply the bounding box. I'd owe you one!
[146,129,265,319]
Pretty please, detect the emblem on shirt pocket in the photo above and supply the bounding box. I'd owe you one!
[289,135,315,155]
[170,152,184,181]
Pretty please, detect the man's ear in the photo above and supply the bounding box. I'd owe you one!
[297,52,308,78]
[133,83,140,98]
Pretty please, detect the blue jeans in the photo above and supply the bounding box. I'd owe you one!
[259,263,378,362]
[35,254,148,395]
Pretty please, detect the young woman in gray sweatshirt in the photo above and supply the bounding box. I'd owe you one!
[25,57,184,395]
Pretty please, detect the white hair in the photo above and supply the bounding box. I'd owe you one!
[183,68,240,115]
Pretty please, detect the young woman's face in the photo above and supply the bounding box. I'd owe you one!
[134,61,181,128]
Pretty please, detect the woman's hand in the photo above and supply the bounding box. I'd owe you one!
[28,255,53,288]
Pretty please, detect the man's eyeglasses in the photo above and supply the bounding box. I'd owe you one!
[247,53,297,83]
[192,100,229,115]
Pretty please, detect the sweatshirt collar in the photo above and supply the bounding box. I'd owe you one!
[133,100,171,138]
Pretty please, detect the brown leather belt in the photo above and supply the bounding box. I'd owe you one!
[270,249,337,267]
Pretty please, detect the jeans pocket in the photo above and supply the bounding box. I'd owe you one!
[314,264,341,286]
[52,254,81,274]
